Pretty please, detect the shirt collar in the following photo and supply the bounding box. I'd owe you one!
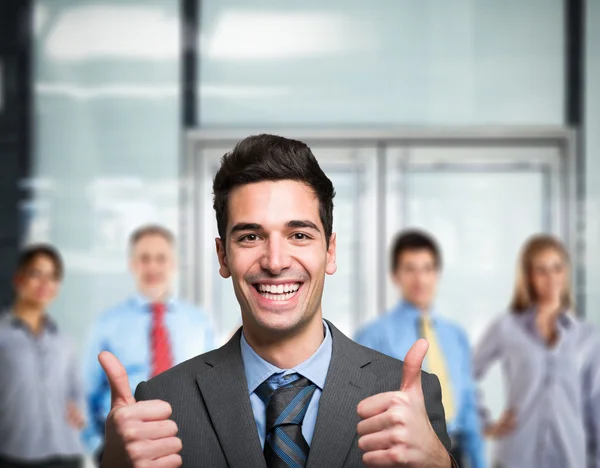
[240,321,333,395]
[10,312,58,334]
[522,306,575,332]
[393,300,436,321]
[133,293,177,310]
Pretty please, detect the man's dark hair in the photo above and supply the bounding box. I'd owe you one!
[390,229,442,272]
[15,244,64,280]
[212,134,336,245]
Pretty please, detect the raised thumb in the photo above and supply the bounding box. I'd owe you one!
[400,339,428,394]
[98,351,135,408]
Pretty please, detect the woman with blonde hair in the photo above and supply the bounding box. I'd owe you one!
[473,234,600,467]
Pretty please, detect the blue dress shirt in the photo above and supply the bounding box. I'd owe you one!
[81,295,215,454]
[240,321,332,448]
[355,301,486,468]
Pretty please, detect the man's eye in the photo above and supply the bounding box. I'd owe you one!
[240,234,258,242]
[292,233,309,241]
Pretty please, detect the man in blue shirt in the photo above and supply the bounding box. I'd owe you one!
[81,225,215,460]
[356,229,486,468]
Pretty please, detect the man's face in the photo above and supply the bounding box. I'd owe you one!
[393,249,439,311]
[129,234,176,301]
[14,255,61,308]
[216,180,337,338]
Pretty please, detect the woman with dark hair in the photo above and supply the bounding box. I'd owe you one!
[473,235,600,468]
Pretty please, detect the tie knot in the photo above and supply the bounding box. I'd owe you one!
[420,316,433,328]
[151,302,166,318]
[257,374,317,433]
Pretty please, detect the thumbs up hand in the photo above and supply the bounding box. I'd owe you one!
[356,340,452,467]
[98,352,182,468]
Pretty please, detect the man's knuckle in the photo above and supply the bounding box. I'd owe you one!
[113,408,129,425]
[122,425,138,442]
[126,442,144,461]
[390,428,405,445]
[166,420,179,435]
[169,437,183,452]
[168,454,183,467]
[388,407,405,425]
[176,437,183,451]
[390,446,407,464]
[159,401,173,414]
[390,392,407,407]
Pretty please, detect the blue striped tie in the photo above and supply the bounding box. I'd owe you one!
[256,374,317,468]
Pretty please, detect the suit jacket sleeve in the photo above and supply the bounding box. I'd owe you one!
[135,380,149,401]
[422,372,460,467]
[422,372,452,452]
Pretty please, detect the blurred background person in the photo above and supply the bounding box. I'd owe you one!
[0,245,85,468]
[81,225,215,462]
[473,235,600,468]
[355,230,485,468]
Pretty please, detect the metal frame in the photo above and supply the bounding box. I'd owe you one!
[185,127,575,145]
[181,126,580,322]
[402,162,557,228]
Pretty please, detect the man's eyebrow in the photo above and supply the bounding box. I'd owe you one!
[230,223,262,235]
[287,220,321,232]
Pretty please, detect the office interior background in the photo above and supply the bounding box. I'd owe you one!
[0,0,598,463]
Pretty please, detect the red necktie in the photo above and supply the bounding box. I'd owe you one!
[150,302,173,377]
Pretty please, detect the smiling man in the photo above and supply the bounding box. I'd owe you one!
[97,135,456,468]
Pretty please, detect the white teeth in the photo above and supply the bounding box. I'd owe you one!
[256,283,301,300]
[257,283,300,293]
[261,292,297,301]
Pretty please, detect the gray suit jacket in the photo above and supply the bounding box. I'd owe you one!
[135,320,452,467]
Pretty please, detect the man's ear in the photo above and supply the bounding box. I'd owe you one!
[215,238,231,278]
[391,271,400,287]
[325,232,337,275]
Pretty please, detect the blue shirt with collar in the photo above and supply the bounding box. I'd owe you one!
[355,301,486,468]
[240,321,332,448]
[81,295,215,454]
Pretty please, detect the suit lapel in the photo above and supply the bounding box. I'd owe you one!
[307,321,376,468]
[196,329,266,468]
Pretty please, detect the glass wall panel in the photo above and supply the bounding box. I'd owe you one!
[31,0,180,351]
[199,0,564,126]
[586,0,600,325]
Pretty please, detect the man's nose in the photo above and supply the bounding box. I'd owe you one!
[259,236,292,275]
